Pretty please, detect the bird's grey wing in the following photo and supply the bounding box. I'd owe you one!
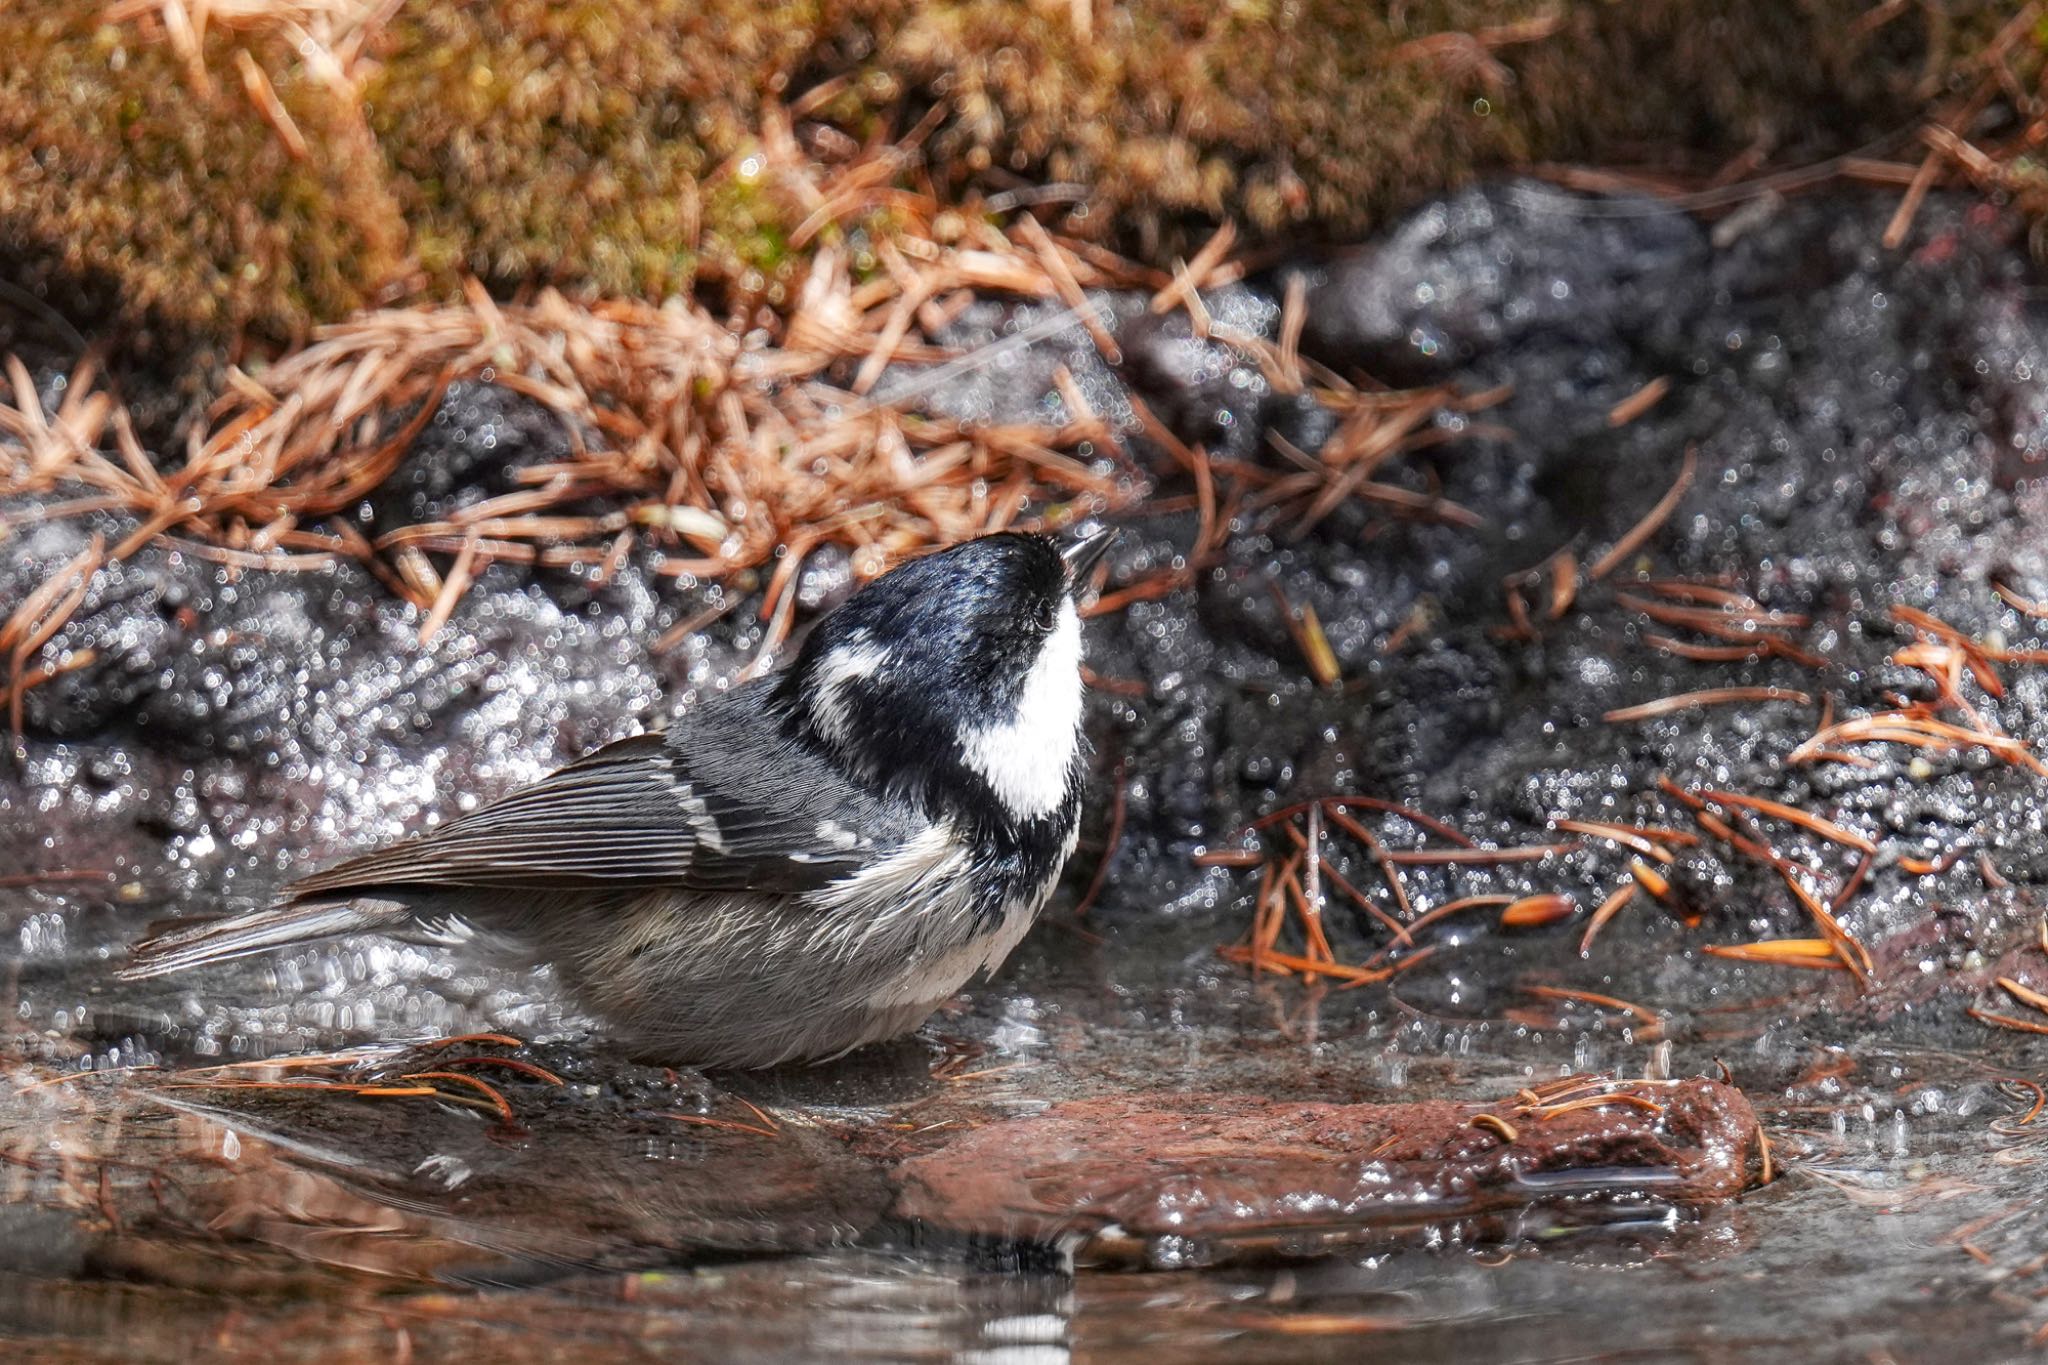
[289,699,904,898]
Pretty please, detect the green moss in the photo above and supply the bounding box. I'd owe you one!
[0,0,1973,351]
[364,1,833,301]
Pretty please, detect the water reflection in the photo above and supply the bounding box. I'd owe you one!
[7,886,2048,1360]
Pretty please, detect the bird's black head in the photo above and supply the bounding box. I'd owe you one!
[777,529,1113,825]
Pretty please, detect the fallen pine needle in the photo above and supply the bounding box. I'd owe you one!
[1225,1313,1408,1337]
[1555,819,1677,862]
[1470,1113,1519,1142]
[1697,788,1877,854]
[1898,849,1971,876]
[660,1112,780,1139]
[1603,686,1812,724]
[401,1071,516,1123]
[1778,868,1875,982]
[417,1032,528,1050]
[1548,547,1578,619]
[1533,1091,1666,1119]
[1997,977,2048,1014]
[1578,883,1639,956]
[1704,939,1848,969]
[1993,582,2048,618]
[1216,944,1400,985]
[1791,708,2047,776]
[1399,894,1516,938]
[1607,376,1671,427]
[1499,893,1578,928]
[1630,857,1673,901]
[431,1055,565,1086]
[1379,843,1575,866]
[1998,1078,2047,1128]
[1072,756,1129,917]
[1243,795,1477,848]
[1523,984,1663,1034]
[1589,444,1695,580]
[1192,847,1265,867]
[1270,581,1342,687]
[1617,593,1809,634]
[1970,1007,2048,1037]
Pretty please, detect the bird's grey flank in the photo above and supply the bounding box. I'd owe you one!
[121,528,1119,1068]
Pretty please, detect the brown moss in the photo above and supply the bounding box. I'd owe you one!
[0,0,1973,352]
[891,1,1539,245]
[0,5,406,343]
[888,0,1923,250]
[1506,2,1925,159]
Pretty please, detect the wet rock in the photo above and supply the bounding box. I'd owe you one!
[1294,183,1711,384]
[1068,184,2048,1044]
[0,398,742,920]
[894,1077,1757,1264]
[365,380,578,537]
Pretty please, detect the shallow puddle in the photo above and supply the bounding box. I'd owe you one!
[7,897,2048,1361]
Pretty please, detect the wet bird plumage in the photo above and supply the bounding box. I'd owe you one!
[122,530,1111,1068]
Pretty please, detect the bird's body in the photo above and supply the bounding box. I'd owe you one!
[122,530,1112,1068]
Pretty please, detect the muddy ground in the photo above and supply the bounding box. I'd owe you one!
[7,184,2048,1360]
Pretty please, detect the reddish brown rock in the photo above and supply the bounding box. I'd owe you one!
[894,1077,1759,1253]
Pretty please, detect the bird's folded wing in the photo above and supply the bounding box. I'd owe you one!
[289,715,896,897]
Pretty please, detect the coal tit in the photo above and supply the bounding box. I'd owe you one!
[122,528,1118,1068]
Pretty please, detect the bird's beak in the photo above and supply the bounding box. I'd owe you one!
[1059,527,1119,595]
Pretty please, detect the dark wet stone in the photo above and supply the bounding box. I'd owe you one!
[1293,183,1712,384]
[1112,297,1309,464]
[0,392,747,919]
[365,380,578,537]
[1066,185,2048,1040]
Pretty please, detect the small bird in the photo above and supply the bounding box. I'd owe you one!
[122,528,1117,1068]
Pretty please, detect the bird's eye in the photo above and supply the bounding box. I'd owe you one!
[1033,601,1058,632]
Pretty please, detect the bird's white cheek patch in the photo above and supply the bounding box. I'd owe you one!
[960,603,1083,819]
[808,637,889,747]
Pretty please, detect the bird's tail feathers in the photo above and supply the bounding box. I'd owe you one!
[118,898,409,980]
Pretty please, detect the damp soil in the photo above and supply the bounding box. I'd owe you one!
[9,184,2048,1360]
